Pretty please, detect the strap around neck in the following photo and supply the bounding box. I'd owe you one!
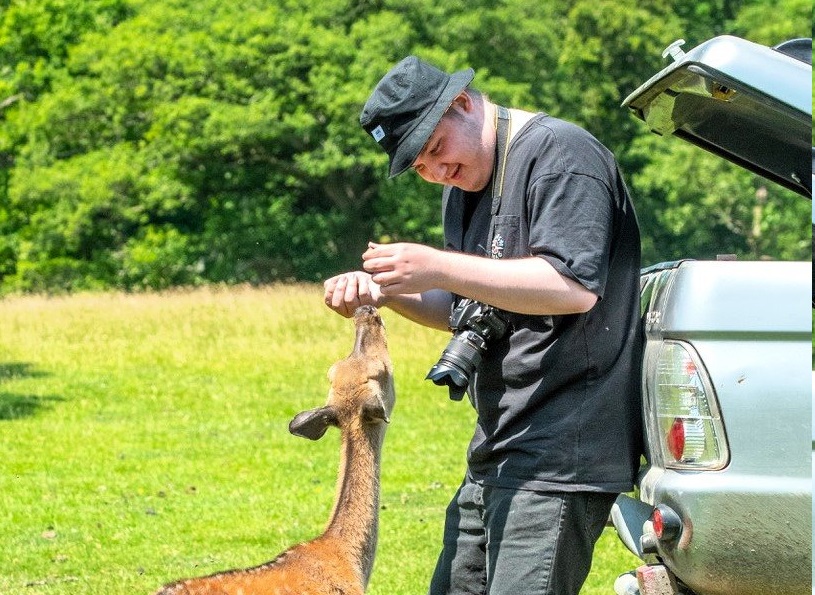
[491,105,511,216]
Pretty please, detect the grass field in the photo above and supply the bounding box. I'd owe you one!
[0,285,640,594]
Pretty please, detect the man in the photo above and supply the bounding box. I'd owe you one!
[323,55,643,595]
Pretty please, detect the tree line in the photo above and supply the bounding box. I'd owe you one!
[0,0,810,293]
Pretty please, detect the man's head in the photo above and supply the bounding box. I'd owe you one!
[360,56,496,191]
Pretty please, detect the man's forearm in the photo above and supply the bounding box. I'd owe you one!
[381,288,453,332]
[362,242,597,316]
[435,251,598,315]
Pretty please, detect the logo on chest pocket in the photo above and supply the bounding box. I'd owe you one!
[490,215,521,259]
[490,234,505,259]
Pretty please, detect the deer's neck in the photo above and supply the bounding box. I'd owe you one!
[324,421,384,587]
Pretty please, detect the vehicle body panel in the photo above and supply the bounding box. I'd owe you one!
[621,260,812,595]
[613,33,812,593]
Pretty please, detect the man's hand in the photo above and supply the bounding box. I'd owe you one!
[323,271,384,318]
[362,242,443,295]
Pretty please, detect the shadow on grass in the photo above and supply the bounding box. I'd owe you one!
[0,362,62,421]
[0,362,46,381]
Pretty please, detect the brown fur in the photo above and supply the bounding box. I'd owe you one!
[154,306,394,595]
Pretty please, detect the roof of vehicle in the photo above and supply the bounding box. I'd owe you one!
[622,35,812,197]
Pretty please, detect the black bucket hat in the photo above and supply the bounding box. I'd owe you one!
[360,56,474,178]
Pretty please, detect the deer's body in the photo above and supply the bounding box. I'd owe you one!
[155,306,393,595]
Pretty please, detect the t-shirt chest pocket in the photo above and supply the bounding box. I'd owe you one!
[488,215,523,260]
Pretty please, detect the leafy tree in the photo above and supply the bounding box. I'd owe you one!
[0,0,810,293]
[630,135,810,263]
[729,0,811,45]
[554,0,684,152]
[0,0,132,101]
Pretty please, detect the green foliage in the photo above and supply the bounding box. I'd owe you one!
[0,0,132,100]
[631,135,811,263]
[0,0,810,293]
[555,0,684,150]
[118,224,203,289]
[729,0,812,44]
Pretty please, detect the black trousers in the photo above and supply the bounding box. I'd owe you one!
[428,478,616,595]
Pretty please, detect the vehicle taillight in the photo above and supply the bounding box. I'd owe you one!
[654,341,728,469]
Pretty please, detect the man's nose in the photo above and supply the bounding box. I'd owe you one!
[416,160,446,184]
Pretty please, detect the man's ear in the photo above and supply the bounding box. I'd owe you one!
[289,406,339,440]
[450,90,472,113]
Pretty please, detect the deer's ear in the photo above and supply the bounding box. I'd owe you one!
[289,406,338,440]
[362,399,389,425]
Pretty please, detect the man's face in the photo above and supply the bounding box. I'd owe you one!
[411,102,494,192]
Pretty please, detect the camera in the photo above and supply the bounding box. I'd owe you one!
[426,298,511,401]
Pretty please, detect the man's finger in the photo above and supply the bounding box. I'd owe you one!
[343,274,361,306]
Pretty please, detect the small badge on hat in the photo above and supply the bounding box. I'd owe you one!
[371,125,385,143]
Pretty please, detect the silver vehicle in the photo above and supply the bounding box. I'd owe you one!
[611,35,812,595]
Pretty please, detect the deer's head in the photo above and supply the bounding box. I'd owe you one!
[289,306,394,440]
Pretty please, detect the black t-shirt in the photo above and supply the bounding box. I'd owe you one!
[441,112,644,493]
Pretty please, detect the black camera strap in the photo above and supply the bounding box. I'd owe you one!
[491,105,511,216]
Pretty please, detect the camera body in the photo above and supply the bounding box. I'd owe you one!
[426,298,511,400]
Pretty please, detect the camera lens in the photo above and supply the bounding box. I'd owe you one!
[425,330,486,400]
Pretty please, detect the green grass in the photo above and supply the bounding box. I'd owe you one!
[0,285,640,594]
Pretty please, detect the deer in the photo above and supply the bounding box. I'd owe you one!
[154,305,394,595]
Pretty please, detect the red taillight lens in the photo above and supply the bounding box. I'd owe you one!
[652,506,666,538]
[663,415,707,464]
[667,418,685,461]
[651,504,683,542]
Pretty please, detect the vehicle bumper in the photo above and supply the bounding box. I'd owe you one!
[613,468,811,595]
